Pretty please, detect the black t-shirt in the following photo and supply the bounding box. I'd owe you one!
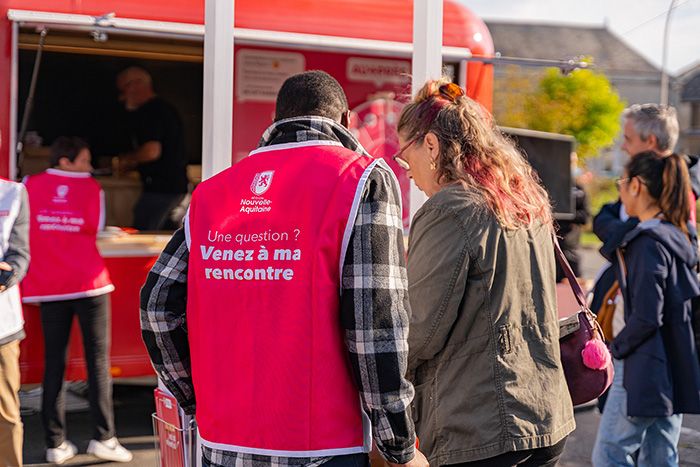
[127,97,188,194]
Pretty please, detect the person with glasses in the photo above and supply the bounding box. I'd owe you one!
[592,151,700,466]
[397,78,574,466]
[590,104,699,417]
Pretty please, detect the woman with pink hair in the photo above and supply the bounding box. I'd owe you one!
[398,79,575,466]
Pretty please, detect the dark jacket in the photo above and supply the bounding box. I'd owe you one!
[407,185,575,465]
[612,219,700,416]
[589,201,638,317]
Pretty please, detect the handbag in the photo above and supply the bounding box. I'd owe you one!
[555,235,614,406]
[593,279,618,342]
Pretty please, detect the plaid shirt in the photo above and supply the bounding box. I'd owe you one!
[140,119,415,467]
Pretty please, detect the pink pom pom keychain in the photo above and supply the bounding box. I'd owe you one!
[582,337,611,370]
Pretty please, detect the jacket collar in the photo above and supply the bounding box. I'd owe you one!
[257,116,370,157]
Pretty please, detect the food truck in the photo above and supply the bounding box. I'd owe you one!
[0,0,495,383]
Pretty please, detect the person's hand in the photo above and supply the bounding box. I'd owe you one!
[0,262,13,292]
[387,448,429,467]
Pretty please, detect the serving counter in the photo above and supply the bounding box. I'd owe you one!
[20,233,170,384]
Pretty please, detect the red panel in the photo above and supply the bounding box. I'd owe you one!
[19,254,158,384]
[467,62,494,112]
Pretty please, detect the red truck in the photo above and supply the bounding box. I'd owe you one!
[0,0,494,383]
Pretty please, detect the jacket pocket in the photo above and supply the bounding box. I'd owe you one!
[410,380,433,427]
[498,325,512,356]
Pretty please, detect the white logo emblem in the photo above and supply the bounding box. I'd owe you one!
[56,185,69,198]
[250,171,274,196]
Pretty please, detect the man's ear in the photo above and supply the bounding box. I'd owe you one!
[647,134,659,151]
[57,156,71,170]
[340,110,350,129]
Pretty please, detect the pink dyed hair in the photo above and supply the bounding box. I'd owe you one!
[397,78,552,230]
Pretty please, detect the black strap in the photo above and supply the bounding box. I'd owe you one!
[552,232,587,309]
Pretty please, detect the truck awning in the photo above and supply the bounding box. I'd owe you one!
[8,9,473,61]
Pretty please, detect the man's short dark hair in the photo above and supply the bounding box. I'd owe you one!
[50,136,89,167]
[275,71,349,121]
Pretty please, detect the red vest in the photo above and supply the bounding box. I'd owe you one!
[186,141,379,456]
[22,169,113,303]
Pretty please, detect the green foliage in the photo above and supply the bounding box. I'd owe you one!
[501,67,626,160]
[587,176,618,218]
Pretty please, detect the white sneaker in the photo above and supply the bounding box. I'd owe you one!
[87,437,133,462]
[46,440,78,464]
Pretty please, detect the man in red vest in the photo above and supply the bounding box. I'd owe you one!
[141,71,427,467]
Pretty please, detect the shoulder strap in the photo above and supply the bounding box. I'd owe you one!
[552,231,586,309]
[616,249,627,289]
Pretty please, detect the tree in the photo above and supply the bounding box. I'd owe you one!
[500,67,626,160]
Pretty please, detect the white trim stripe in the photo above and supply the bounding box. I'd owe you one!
[98,190,106,231]
[339,159,382,292]
[22,284,115,303]
[198,430,368,458]
[184,209,191,250]
[375,158,403,223]
[46,168,91,178]
[248,140,344,157]
[9,21,18,181]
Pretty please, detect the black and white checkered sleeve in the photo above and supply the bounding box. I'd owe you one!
[341,165,416,464]
[140,227,196,415]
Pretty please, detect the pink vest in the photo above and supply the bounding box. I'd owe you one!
[186,141,380,456]
[22,169,113,302]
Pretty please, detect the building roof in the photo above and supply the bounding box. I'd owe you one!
[484,20,660,76]
[682,72,700,102]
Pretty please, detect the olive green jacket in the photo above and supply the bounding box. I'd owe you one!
[407,185,575,465]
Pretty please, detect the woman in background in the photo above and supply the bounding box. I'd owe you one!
[592,151,700,466]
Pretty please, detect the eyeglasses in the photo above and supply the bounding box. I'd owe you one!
[393,138,418,170]
[615,177,632,190]
[392,83,464,171]
[438,82,466,103]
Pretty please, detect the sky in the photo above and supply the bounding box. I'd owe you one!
[460,0,700,75]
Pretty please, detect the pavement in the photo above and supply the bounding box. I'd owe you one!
[18,246,700,466]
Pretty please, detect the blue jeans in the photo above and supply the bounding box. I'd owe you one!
[592,359,682,466]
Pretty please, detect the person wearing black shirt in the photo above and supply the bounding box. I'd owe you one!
[555,182,590,282]
[116,67,188,230]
